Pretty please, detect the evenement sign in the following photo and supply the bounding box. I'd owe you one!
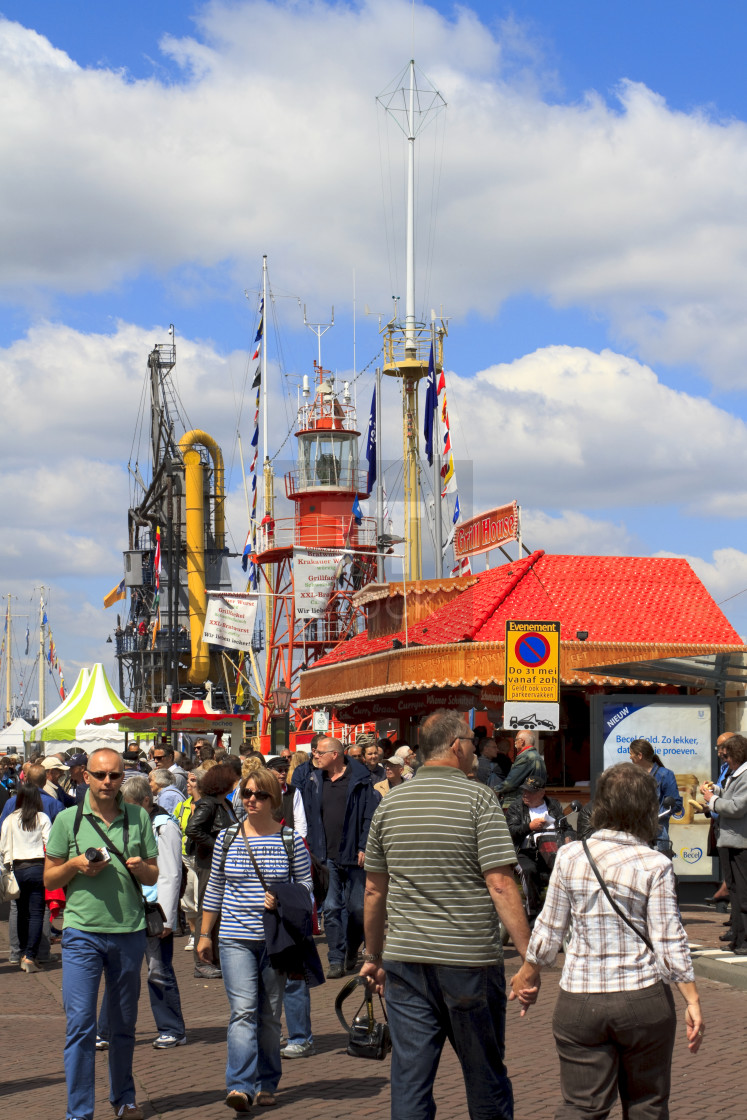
[593,695,716,880]
[203,592,259,650]
[454,501,518,561]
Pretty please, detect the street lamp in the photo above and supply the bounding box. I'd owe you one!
[270,680,292,754]
[165,684,174,751]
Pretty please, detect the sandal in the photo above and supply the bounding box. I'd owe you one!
[225,1090,251,1112]
[254,1091,277,1107]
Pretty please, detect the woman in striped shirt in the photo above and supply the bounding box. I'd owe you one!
[198,767,312,1114]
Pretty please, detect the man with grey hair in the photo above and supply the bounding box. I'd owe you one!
[499,729,547,808]
[302,735,377,978]
[149,769,184,815]
[361,709,534,1120]
[98,774,186,1049]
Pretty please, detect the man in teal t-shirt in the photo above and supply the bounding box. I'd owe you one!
[45,748,158,1120]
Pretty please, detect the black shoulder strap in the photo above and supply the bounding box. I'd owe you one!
[75,803,143,909]
[219,823,241,876]
[582,838,654,952]
[280,825,295,881]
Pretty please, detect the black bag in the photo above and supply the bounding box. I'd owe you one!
[144,900,166,937]
[335,976,391,1061]
[309,852,330,906]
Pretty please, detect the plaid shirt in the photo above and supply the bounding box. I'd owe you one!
[526,829,694,992]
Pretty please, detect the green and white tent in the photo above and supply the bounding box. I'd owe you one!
[26,663,130,756]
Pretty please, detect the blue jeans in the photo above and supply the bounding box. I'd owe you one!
[322,860,366,965]
[100,933,185,1039]
[9,898,51,961]
[384,960,513,1120]
[283,976,312,1045]
[61,927,146,1120]
[220,938,284,1096]
[13,862,46,959]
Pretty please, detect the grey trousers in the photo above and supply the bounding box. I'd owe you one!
[552,983,676,1120]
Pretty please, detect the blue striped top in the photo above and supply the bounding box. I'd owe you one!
[203,826,312,940]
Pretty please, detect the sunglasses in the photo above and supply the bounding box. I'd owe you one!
[87,770,124,781]
[241,790,271,801]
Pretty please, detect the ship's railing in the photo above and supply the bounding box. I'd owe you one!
[285,467,368,498]
[257,516,378,554]
[382,325,439,370]
[115,630,191,655]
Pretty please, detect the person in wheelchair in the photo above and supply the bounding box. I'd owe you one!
[505,776,569,922]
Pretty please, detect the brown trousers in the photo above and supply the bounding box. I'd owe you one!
[552,982,676,1120]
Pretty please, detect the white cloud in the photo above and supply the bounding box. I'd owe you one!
[656,547,747,607]
[4,4,747,381]
[520,509,636,555]
[445,345,747,511]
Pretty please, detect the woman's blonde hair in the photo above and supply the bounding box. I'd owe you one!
[241,755,266,780]
[287,751,308,784]
[239,767,282,812]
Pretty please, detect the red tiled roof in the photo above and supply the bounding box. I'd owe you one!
[312,552,743,669]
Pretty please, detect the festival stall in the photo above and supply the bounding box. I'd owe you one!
[25,663,130,756]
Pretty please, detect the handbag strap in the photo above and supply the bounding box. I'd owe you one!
[334,975,388,1034]
[582,838,654,953]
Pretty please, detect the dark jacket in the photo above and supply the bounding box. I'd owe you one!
[185,794,237,869]
[505,794,567,851]
[263,882,325,988]
[500,747,547,808]
[476,756,505,790]
[302,759,377,867]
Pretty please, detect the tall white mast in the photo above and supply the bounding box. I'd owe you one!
[262,254,269,502]
[405,59,416,357]
[4,593,11,724]
[38,590,45,723]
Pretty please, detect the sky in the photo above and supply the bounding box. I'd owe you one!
[3,0,747,710]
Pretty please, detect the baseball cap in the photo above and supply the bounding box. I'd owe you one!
[393,746,412,763]
[521,775,546,792]
[42,757,69,771]
[66,752,88,769]
[384,755,404,767]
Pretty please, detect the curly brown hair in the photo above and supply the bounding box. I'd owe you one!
[199,763,237,798]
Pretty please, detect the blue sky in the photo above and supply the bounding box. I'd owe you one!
[3,0,747,707]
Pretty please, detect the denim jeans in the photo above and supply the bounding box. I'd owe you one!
[220,938,284,1096]
[384,960,513,1120]
[61,927,146,1120]
[13,862,46,959]
[9,898,51,961]
[322,860,366,965]
[283,976,312,1045]
[100,933,185,1040]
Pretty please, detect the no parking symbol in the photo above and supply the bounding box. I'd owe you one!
[505,620,560,703]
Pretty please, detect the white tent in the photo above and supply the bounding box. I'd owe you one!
[25,664,130,756]
[0,717,32,754]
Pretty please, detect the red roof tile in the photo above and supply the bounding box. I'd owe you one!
[312,552,742,669]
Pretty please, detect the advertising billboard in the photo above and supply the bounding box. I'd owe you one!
[591,694,716,880]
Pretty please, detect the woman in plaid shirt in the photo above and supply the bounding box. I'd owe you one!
[511,763,703,1120]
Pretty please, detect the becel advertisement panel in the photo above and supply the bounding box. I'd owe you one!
[595,696,715,880]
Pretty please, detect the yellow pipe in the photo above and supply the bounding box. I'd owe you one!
[178,430,225,685]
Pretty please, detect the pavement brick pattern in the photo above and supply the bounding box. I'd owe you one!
[0,906,742,1120]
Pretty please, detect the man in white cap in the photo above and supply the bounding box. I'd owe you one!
[42,757,76,808]
[392,745,417,778]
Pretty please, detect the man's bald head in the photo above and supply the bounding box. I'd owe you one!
[25,764,47,788]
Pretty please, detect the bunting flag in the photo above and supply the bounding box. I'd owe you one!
[365,386,377,496]
[423,342,437,466]
[43,613,66,697]
[352,495,363,526]
[235,652,246,708]
[151,611,160,650]
[436,368,462,569]
[103,579,126,609]
[245,296,264,591]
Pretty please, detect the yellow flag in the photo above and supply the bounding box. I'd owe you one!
[103,579,126,608]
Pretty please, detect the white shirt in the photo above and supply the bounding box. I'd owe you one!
[0,810,51,863]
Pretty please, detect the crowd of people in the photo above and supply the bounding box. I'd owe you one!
[1,718,743,1120]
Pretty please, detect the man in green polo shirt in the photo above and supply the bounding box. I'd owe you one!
[361,709,535,1120]
[45,748,158,1120]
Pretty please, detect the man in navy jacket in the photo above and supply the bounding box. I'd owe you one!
[301,736,377,978]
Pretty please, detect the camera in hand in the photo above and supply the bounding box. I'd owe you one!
[85,847,110,863]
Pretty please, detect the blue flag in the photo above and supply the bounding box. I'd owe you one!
[352,495,363,526]
[423,342,437,466]
[365,387,377,496]
[453,496,461,524]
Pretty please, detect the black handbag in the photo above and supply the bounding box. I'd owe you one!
[335,976,392,1061]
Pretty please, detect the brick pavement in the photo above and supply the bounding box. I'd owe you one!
[1,906,743,1120]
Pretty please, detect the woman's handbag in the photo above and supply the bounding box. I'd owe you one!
[0,822,21,902]
[335,976,392,1060]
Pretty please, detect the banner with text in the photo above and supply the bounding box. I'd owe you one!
[203,592,259,650]
[294,548,344,620]
[454,501,518,561]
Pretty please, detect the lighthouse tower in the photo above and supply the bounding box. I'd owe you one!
[255,362,378,740]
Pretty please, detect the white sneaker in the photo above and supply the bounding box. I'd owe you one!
[281,1040,315,1058]
[153,1033,187,1049]
[184,935,195,950]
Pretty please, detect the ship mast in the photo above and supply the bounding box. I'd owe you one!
[38,589,45,723]
[4,594,11,724]
[378,60,447,582]
[261,256,275,696]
